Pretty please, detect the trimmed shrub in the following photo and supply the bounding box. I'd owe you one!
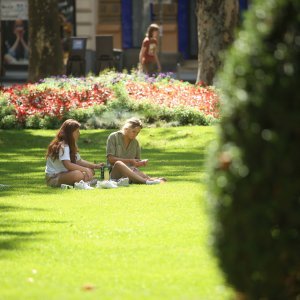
[207,0,300,299]
[172,107,209,126]
[0,98,19,129]
[40,115,62,129]
[0,115,20,129]
[25,114,42,129]
[65,107,95,123]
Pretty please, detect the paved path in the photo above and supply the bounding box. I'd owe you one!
[1,70,28,87]
[1,68,197,87]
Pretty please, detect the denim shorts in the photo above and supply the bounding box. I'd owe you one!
[45,173,60,187]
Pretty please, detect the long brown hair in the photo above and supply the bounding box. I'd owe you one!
[146,23,159,39]
[46,119,80,163]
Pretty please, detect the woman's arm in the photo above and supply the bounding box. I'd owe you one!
[77,159,104,169]
[108,155,137,166]
[107,155,146,167]
[139,45,146,65]
[154,52,161,72]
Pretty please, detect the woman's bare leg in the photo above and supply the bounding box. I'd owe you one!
[131,168,166,182]
[110,161,147,184]
[57,170,85,185]
[131,168,151,180]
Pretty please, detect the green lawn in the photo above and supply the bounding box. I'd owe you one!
[0,126,233,300]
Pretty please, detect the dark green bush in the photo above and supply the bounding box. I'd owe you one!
[0,115,20,129]
[0,98,15,122]
[207,0,300,299]
[25,114,42,129]
[172,107,208,126]
[0,98,20,129]
[65,107,95,123]
[40,115,62,129]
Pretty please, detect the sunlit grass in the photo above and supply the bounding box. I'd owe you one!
[0,126,233,300]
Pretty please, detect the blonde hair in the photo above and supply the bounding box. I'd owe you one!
[121,117,143,132]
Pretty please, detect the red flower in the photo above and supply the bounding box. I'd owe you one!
[3,83,113,122]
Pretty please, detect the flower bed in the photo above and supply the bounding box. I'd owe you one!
[0,71,220,129]
[4,84,112,122]
[125,80,219,118]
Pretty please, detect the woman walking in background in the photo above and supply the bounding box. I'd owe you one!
[139,23,161,75]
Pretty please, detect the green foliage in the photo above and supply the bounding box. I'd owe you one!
[0,98,16,129]
[0,115,19,129]
[108,82,135,111]
[172,107,209,126]
[65,106,95,123]
[1,70,218,129]
[25,114,42,129]
[0,85,215,129]
[40,115,62,129]
[135,101,161,123]
[207,0,300,299]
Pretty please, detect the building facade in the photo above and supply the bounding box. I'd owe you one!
[0,0,249,76]
[77,0,249,58]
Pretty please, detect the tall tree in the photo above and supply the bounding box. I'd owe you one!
[28,0,64,82]
[196,0,239,85]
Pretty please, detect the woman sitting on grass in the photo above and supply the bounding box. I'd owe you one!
[106,117,166,185]
[45,119,103,188]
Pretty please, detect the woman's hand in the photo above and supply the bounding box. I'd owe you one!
[131,159,140,167]
[140,159,148,167]
[93,163,105,169]
[133,159,148,167]
[83,168,94,181]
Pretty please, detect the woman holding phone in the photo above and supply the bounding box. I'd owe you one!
[106,118,166,184]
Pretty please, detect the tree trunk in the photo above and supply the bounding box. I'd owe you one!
[28,0,64,82]
[196,0,239,85]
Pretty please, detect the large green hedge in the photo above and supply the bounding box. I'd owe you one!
[208,0,300,299]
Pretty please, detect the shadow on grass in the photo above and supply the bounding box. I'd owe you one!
[0,203,65,258]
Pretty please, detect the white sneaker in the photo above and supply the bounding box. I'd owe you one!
[146,179,161,185]
[96,180,118,189]
[74,180,94,190]
[61,184,74,189]
[117,177,130,187]
[88,178,98,186]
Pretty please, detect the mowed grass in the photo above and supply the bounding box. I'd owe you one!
[0,126,233,300]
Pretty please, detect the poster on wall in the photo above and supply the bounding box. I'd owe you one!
[1,0,29,65]
[1,0,76,66]
[58,0,76,64]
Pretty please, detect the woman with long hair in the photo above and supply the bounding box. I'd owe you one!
[45,119,103,188]
[139,23,161,75]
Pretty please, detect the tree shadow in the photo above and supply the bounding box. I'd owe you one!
[0,203,65,258]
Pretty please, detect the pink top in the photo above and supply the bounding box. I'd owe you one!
[142,37,158,63]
